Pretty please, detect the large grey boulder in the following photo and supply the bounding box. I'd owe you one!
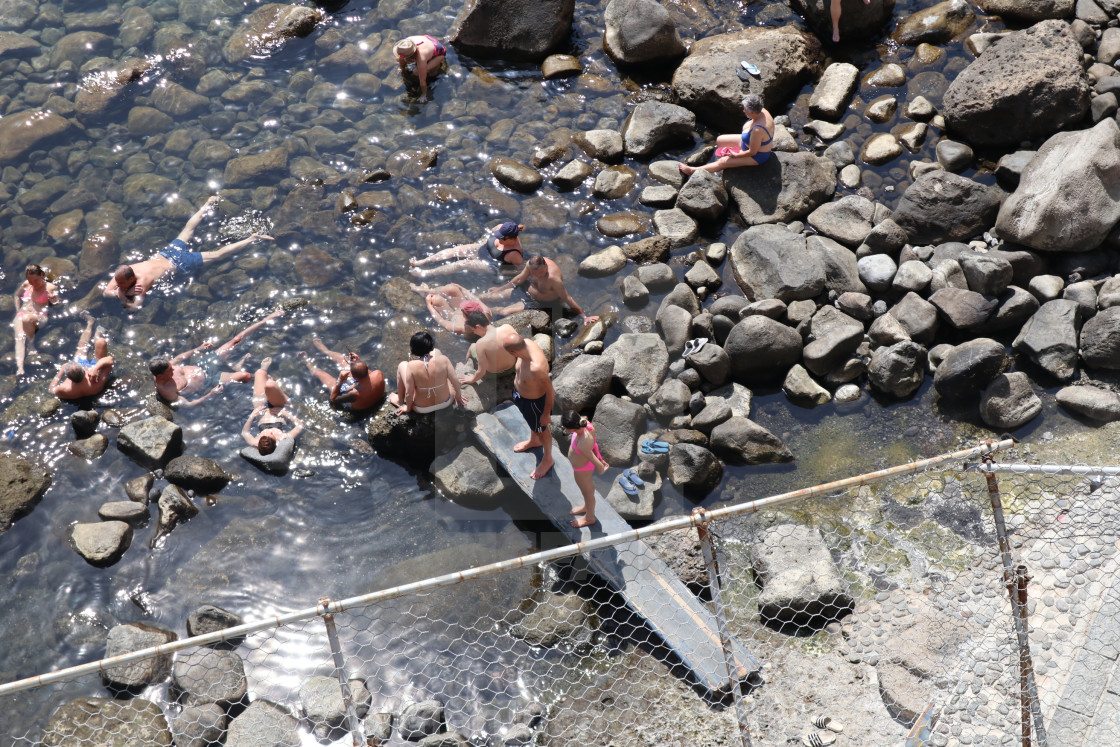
[1013,299,1081,381]
[649,379,692,419]
[890,171,1002,245]
[724,316,804,383]
[975,0,1073,21]
[710,417,794,465]
[1056,385,1120,422]
[933,338,1008,397]
[671,27,823,132]
[431,446,509,504]
[621,101,695,158]
[70,521,133,567]
[667,443,723,498]
[942,20,1090,148]
[553,354,614,412]
[1079,306,1120,369]
[959,252,1013,296]
[592,395,647,466]
[42,698,172,746]
[803,307,865,376]
[602,334,669,401]
[892,0,975,44]
[0,109,72,165]
[730,224,827,302]
[299,676,372,740]
[688,343,731,386]
[399,700,446,741]
[783,364,831,406]
[675,169,728,221]
[889,292,940,344]
[868,340,926,397]
[989,286,1041,332]
[450,0,574,61]
[811,236,867,294]
[172,704,226,747]
[223,4,325,63]
[172,648,248,707]
[928,287,999,331]
[980,372,1042,429]
[724,151,837,225]
[164,455,231,494]
[996,120,1120,253]
[225,700,300,747]
[118,417,183,469]
[795,0,895,41]
[0,454,50,534]
[604,0,686,66]
[103,623,177,688]
[753,524,853,628]
[807,195,876,247]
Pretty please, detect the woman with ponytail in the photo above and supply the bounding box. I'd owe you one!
[562,410,607,528]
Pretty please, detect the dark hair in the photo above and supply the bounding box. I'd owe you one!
[149,357,171,376]
[560,410,586,430]
[25,264,43,278]
[410,331,435,356]
[258,435,277,455]
[63,363,84,383]
[528,256,547,269]
[114,265,135,284]
[465,310,490,329]
[350,360,369,378]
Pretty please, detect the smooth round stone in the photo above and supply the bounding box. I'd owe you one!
[804,120,845,141]
[489,158,542,193]
[639,184,678,207]
[865,95,897,123]
[98,501,149,525]
[865,63,906,87]
[914,43,944,64]
[542,54,582,79]
[648,161,684,188]
[839,164,862,188]
[835,384,861,402]
[596,212,649,237]
[861,133,903,165]
[935,139,974,172]
[906,96,935,121]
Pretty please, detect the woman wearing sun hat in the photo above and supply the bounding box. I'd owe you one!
[409,221,527,278]
[395,35,447,98]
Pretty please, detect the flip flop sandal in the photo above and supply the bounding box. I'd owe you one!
[618,476,639,496]
[736,66,752,82]
[802,733,836,747]
[813,717,844,734]
[622,469,645,489]
[683,337,709,357]
[640,440,671,454]
[741,60,760,75]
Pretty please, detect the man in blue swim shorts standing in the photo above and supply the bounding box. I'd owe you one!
[503,331,555,480]
[102,196,274,310]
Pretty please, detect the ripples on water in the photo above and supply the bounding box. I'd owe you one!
[0,0,1093,740]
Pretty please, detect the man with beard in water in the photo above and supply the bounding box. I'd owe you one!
[103,196,274,310]
[149,309,285,407]
[299,338,386,413]
[482,256,598,325]
[49,312,114,400]
[503,332,554,479]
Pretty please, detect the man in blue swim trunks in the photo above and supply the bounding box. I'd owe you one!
[503,332,555,480]
[50,312,114,400]
[149,308,284,407]
[103,196,274,310]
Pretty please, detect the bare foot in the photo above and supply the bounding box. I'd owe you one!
[531,455,554,480]
[832,28,840,42]
[409,267,428,278]
[571,515,596,528]
[265,308,285,321]
[233,353,251,371]
[410,282,432,293]
[298,351,314,371]
[570,505,587,515]
[514,437,540,453]
[312,338,331,355]
[260,356,273,371]
[678,162,696,176]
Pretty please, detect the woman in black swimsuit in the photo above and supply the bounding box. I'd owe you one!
[409,222,526,278]
[241,357,303,455]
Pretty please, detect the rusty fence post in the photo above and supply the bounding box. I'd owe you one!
[694,509,753,747]
[320,598,365,746]
[979,461,1048,747]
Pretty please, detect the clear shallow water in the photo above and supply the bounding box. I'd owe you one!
[0,0,1093,740]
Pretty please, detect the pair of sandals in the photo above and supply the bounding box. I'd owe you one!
[618,468,645,495]
[802,716,844,746]
[682,337,708,357]
[640,439,670,455]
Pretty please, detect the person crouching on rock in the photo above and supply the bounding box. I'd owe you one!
[50,312,113,400]
[388,331,465,416]
[241,357,303,456]
[563,410,607,528]
[299,338,385,414]
[395,35,447,99]
[679,94,773,176]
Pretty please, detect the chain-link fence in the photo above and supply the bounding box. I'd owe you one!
[4,438,1116,746]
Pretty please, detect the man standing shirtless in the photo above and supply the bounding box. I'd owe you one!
[484,256,598,324]
[103,196,274,310]
[460,310,518,384]
[149,309,284,407]
[299,338,385,413]
[503,332,554,479]
[49,312,114,400]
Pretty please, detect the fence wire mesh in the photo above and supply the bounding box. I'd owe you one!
[4,442,1116,746]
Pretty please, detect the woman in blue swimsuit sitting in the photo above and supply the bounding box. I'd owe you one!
[395,35,447,98]
[679,94,774,176]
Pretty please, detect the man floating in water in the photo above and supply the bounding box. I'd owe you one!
[103,196,274,310]
[49,312,114,401]
[299,338,385,414]
[149,309,285,407]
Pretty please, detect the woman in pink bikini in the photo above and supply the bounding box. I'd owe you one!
[679,94,774,176]
[563,410,608,528]
[395,35,447,98]
[12,264,59,376]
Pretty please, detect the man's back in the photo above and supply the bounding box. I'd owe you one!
[478,324,518,373]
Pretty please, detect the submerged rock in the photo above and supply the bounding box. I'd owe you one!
[102,622,176,689]
[223,4,326,63]
[0,455,51,534]
[70,521,133,567]
[225,700,300,747]
[164,455,232,494]
[42,697,172,746]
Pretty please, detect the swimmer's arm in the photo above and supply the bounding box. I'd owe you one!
[285,412,304,440]
[214,233,274,254]
[46,283,59,305]
[13,283,24,312]
[331,371,358,404]
[446,358,466,405]
[48,367,65,396]
[91,358,114,380]
[172,341,211,365]
[241,409,260,445]
[460,346,487,384]
[416,55,429,95]
[181,384,222,408]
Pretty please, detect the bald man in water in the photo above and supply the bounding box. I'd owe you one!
[503,331,554,479]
